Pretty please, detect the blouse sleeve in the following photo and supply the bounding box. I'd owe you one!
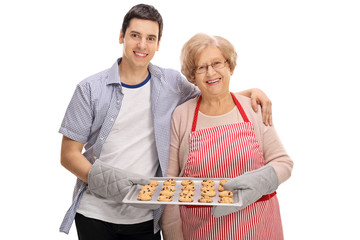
[160,109,184,240]
[262,124,294,184]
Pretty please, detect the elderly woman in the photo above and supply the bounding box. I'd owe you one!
[160,33,293,240]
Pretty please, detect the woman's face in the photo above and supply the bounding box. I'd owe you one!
[193,46,232,98]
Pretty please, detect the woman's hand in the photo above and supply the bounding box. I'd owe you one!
[212,165,278,217]
[239,88,272,126]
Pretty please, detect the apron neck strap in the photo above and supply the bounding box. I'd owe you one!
[191,95,202,132]
[231,92,250,123]
[191,93,249,132]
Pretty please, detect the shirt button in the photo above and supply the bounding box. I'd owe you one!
[117,100,120,104]
[110,118,114,122]
[100,137,104,140]
[93,156,97,160]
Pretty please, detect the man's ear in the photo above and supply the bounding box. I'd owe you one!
[156,39,161,51]
[119,29,124,44]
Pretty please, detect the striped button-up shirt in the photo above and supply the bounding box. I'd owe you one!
[59,58,199,234]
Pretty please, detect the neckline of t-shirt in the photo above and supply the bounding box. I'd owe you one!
[121,72,151,89]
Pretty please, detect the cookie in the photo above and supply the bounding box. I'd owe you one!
[201,179,215,187]
[198,196,213,203]
[219,179,228,186]
[201,186,215,191]
[218,185,225,192]
[157,195,173,202]
[218,197,234,203]
[150,180,159,186]
[161,186,175,192]
[179,195,194,202]
[181,185,195,191]
[139,189,154,196]
[163,178,176,186]
[139,185,156,196]
[219,191,233,198]
[201,189,216,197]
[137,194,152,201]
[141,184,156,192]
[179,190,195,196]
[159,190,174,197]
[181,179,194,186]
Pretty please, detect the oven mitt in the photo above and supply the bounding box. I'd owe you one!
[88,160,150,203]
[211,164,279,217]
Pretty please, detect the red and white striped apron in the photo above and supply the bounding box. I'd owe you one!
[180,93,283,240]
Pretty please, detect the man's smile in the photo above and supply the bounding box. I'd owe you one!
[134,51,148,57]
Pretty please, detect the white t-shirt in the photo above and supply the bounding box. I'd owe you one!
[77,74,158,224]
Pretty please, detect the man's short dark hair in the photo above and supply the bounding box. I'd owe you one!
[121,4,163,41]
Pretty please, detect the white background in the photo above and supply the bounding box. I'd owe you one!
[1,0,359,239]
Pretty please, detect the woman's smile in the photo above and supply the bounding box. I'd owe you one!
[206,78,221,85]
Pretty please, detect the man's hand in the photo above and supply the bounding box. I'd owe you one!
[88,160,150,203]
[238,88,272,126]
[250,88,272,126]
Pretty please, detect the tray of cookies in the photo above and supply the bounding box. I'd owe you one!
[122,177,243,207]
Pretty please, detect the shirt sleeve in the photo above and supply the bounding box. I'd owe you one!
[177,74,200,103]
[59,82,93,143]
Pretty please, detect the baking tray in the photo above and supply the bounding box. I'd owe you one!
[123,177,242,207]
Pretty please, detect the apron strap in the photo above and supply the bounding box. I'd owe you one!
[230,92,249,123]
[191,95,202,132]
[191,93,249,132]
[257,191,277,202]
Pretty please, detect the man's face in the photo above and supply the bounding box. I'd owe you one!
[119,18,160,69]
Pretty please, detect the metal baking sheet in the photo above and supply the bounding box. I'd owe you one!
[123,177,242,207]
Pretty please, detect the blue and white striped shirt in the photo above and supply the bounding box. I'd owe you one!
[59,58,199,234]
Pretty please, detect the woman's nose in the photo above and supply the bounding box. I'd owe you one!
[206,65,216,75]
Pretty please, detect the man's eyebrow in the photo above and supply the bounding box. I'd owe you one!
[129,31,157,39]
[129,30,141,35]
[147,34,157,39]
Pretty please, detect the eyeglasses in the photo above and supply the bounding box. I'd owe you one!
[194,60,228,74]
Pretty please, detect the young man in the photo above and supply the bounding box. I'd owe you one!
[59,4,272,240]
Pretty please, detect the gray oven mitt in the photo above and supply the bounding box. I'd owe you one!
[212,164,279,217]
[88,160,150,203]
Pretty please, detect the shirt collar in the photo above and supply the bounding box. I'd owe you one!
[148,62,162,80]
[106,58,163,86]
[106,58,122,85]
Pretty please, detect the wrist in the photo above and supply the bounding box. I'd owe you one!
[238,88,253,98]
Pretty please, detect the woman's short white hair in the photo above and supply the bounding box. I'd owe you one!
[180,33,237,82]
